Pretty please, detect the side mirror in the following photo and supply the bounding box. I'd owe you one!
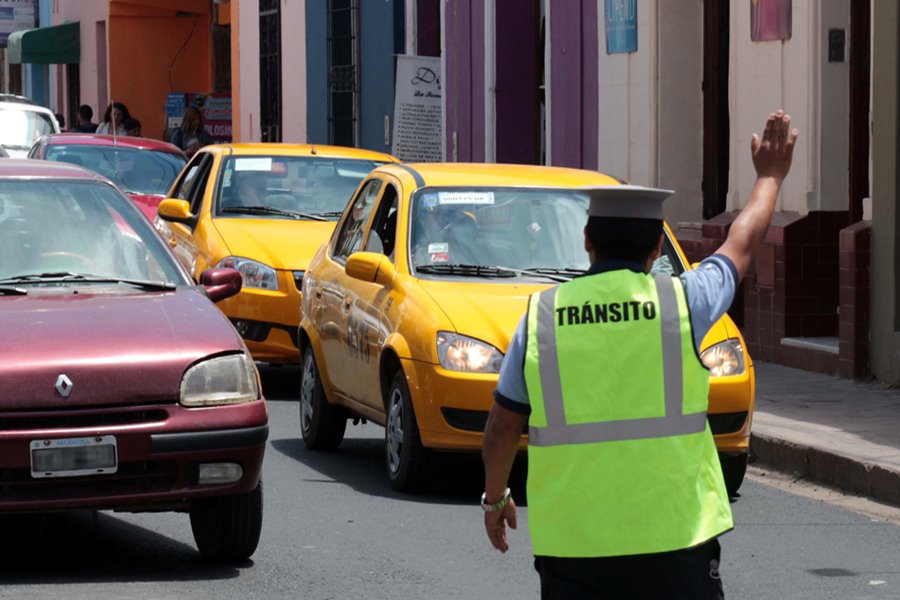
[345,251,396,287]
[157,198,194,223]
[200,267,242,303]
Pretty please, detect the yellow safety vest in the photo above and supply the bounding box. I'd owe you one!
[524,270,733,557]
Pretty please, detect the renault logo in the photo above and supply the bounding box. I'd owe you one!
[55,374,73,398]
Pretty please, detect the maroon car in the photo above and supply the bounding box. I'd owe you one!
[28,133,187,221]
[0,160,267,561]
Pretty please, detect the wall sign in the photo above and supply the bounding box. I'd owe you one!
[604,0,637,55]
[0,0,36,47]
[392,55,442,162]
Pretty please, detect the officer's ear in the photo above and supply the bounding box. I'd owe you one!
[649,232,665,261]
[584,225,594,257]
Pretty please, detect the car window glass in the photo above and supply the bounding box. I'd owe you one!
[172,152,206,200]
[216,155,383,218]
[0,180,186,283]
[44,145,186,196]
[0,108,55,150]
[185,153,214,214]
[364,184,399,261]
[332,179,382,261]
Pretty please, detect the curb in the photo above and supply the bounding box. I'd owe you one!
[750,431,900,508]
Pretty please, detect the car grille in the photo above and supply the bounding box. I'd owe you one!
[442,407,749,436]
[708,411,749,435]
[0,409,169,432]
[0,460,177,502]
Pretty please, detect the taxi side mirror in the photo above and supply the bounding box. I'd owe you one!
[345,251,396,288]
[200,267,243,303]
[157,198,194,224]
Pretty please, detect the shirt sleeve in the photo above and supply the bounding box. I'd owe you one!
[494,313,531,410]
[679,254,739,351]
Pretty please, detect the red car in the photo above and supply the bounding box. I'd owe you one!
[0,160,267,562]
[28,133,187,221]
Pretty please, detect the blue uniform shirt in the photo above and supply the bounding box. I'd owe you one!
[494,254,739,414]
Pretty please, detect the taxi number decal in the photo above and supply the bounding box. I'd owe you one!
[347,315,372,364]
[438,191,495,205]
[428,243,449,253]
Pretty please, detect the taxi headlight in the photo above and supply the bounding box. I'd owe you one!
[436,332,504,374]
[181,353,260,407]
[216,256,279,291]
[700,339,746,377]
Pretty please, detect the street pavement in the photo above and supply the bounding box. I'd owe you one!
[751,362,900,507]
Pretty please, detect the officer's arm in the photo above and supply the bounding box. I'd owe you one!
[717,110,799,282]
[483,402,526,502]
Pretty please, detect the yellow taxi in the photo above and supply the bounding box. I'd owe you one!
[298,163,753,493]
[155,144,397,363]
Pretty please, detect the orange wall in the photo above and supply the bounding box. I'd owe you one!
[108,0,212,140]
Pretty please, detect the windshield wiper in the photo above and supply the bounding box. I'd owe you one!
[221,205,328,221]
[0,273,176,290]
[310,211,344,218]
[523,267,587,279]
[0,285,27,296]
[415,263,571,282]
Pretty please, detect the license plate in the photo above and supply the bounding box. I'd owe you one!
[30,436,118,478]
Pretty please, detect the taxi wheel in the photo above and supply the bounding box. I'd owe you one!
[385,370,433,492]
[190,481,263,562]
[719,452,747,497]
[299,347,346,449]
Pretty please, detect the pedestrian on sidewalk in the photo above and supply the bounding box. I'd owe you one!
[96,101,131,136]
[481,110,799,599]
[171,105,213,158]
[70,104,98,133]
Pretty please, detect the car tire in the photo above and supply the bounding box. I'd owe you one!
[719,452,748,497]
[299,346,346,450]
[385,370,432,492]
[190,481,263,562]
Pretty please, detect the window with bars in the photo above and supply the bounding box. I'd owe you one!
[327,0,359,147]
[260,0,282,142]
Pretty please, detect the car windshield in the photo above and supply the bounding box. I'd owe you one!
[409,187,685,278]
[0,179,188,284]
[44,145,186,196]
[216,155,382,219]
[0,108,55,150]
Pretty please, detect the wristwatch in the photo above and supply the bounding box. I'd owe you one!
[481,488,512,512]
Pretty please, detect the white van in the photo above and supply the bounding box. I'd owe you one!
[0,95,60,158]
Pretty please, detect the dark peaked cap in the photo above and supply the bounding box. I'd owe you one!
[579,185,674,220]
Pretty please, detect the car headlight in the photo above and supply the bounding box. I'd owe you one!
[181,353,260,407]
[436,331,504,374]
[700,339,746,377]
[216,256,279,290]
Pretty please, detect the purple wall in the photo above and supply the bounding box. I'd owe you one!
[550,0,599,168]
[444,0,486,162]
[495,0,541,164]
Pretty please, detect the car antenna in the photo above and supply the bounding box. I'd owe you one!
[310,145,317,155]
[111,99,117,145]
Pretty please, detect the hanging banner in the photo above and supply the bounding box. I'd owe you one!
[391,55,442,162]
[604,0,638,55]
[0,0,36,47]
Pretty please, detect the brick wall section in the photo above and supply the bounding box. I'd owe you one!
[838,221,872,378]
[690,210,853,376]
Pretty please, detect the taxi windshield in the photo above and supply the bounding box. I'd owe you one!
[216,155,383,219]
[409,187,685,278]
[0,180,187,284]
[44,145,186,196]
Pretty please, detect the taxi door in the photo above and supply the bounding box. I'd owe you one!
[314,178,382,398]
[159,151,217,279]
[339,178,401,409]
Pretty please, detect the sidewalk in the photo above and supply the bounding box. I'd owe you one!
[750,362,900,506]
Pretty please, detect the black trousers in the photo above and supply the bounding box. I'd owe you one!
[534,539,724,600]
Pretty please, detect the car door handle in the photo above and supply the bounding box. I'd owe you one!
[314,287,323,298]
[343,297,352,308]
[168,237,177,248]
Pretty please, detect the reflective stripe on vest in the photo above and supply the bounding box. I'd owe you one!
[529,274,706,447]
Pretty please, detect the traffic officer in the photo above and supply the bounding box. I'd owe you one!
[481,110,798,599]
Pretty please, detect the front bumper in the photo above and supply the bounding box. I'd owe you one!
[402,359,754,454]
[0,400,268,513]
[216,269,303,363]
